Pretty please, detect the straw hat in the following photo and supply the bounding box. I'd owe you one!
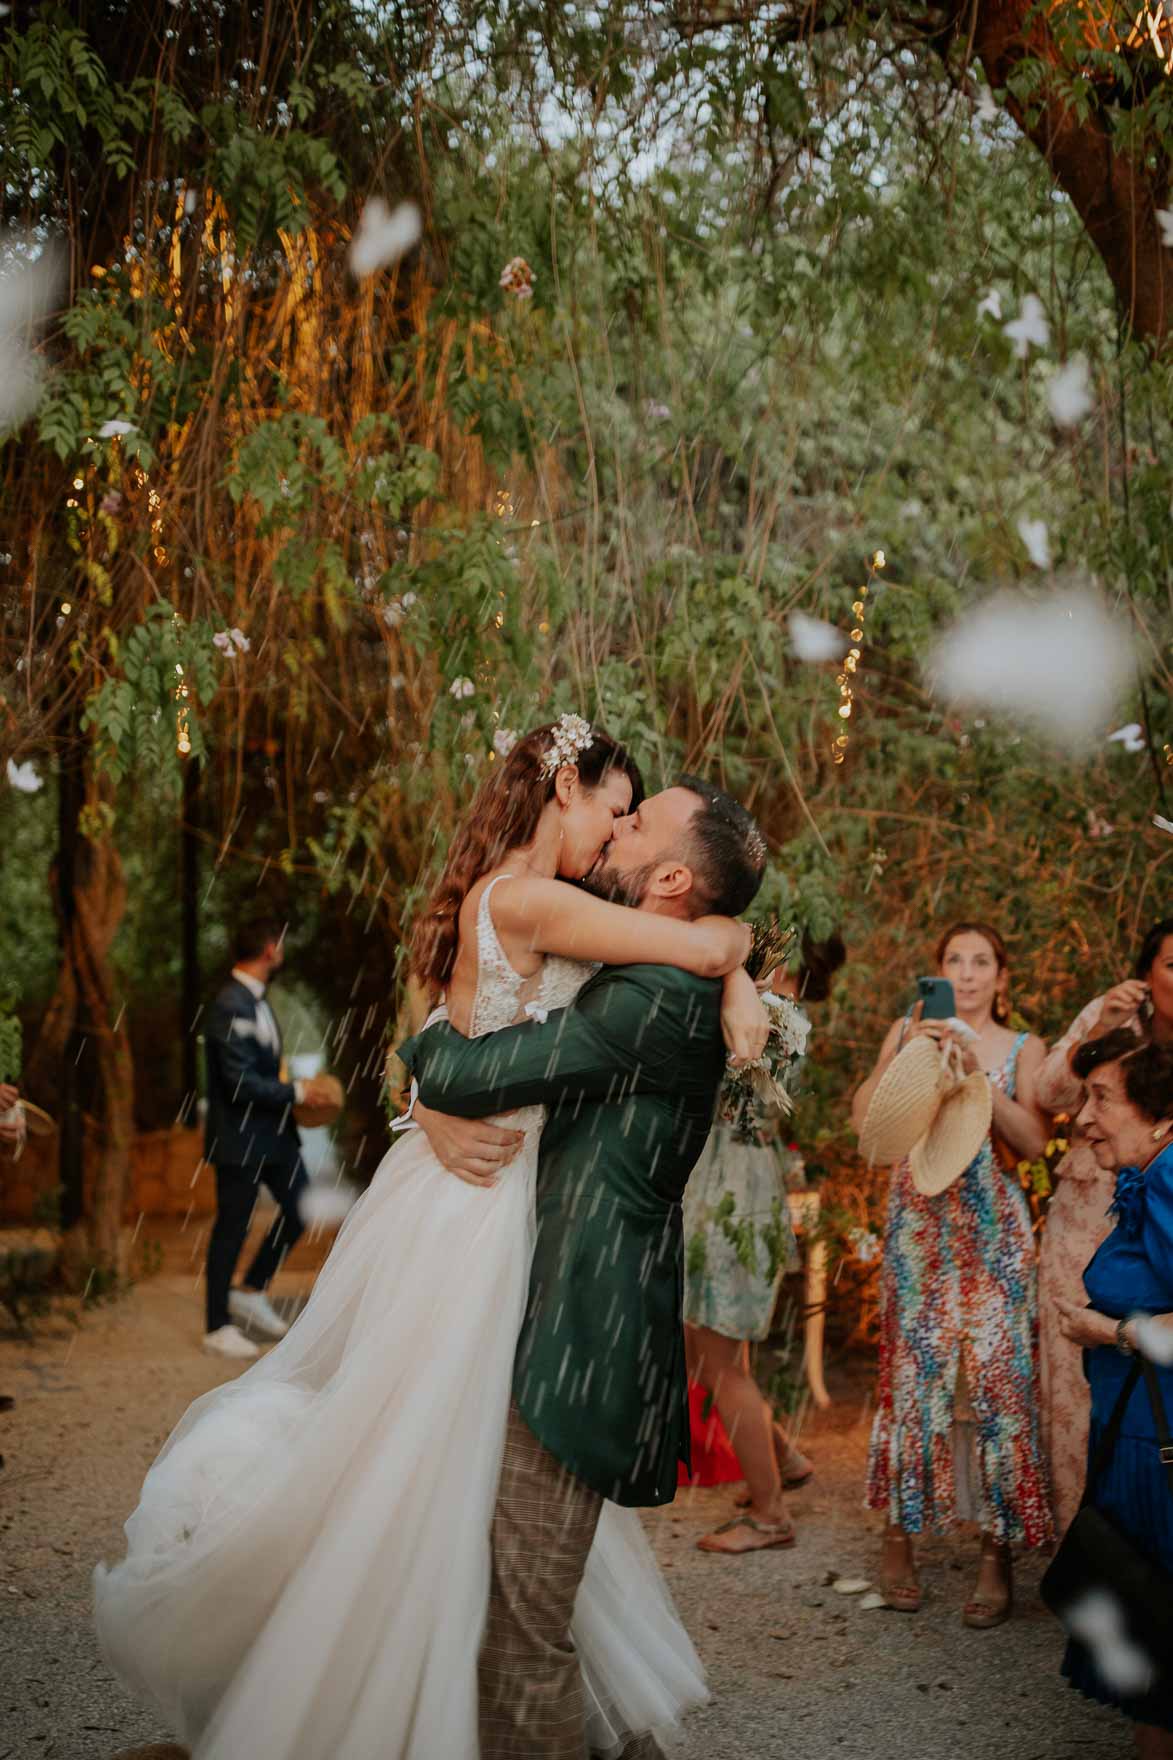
[858,1037,950,1167]
[909,1069,992,1196]
[293,1073,344,1129]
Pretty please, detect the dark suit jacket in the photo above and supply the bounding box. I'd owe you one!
[203,978,301,1172]
[399,962,724,1507]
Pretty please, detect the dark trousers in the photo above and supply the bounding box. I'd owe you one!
[205,1156,307,1333]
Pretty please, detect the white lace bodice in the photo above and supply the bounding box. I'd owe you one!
[470,874,592,1038]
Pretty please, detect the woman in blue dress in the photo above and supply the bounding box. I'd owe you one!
[1053,1028,1173,1758]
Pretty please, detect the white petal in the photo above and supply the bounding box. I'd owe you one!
[1046,357,1093,428]
[6,758,42,793]
[858,1591,888,1611]
[832,1577,872,1595]
[927,582,1136,750]
[1003,294,1050,359]
[1016,517,1051,570]
[97,418,137,438]
[975,86,999,122]
[788,611,847,663]
[348,198,422,279]
[976,289,1002,320]
[1154,815,1173,836]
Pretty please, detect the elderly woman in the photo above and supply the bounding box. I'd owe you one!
[1037,919,1173,1537]
[1054,1030,1173,1757]
[853,921,1053,1625]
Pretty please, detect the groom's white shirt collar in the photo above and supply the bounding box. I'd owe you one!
[232,966,266,1000]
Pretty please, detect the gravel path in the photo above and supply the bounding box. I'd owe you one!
[0,1264,1133,1760]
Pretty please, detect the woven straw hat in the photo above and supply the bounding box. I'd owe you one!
[858,1037,950,1167]
[293,1073,343,1129]
[909,1069,992,1196]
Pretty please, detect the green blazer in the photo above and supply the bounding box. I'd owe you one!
[398,962,724,1507]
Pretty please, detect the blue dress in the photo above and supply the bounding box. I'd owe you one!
[1063,1138,1173,1729]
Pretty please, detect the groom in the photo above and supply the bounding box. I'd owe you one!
[399,776,766,1759]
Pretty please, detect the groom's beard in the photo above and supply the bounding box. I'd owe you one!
[580,853,659,908]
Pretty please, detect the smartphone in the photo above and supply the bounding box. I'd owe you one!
[917,976,956,1021]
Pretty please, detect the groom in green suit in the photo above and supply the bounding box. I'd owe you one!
[399,776,765,1760]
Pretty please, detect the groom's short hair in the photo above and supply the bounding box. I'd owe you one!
[675,776,766,918]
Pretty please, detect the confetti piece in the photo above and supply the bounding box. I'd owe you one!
[1046,357,1093,428]
[1016,517,1051,570]
[832,1577,871,1595]
[976,289,1002,321]
[348,198,422,279]
[6,758,42,793]
[1003,294,1050,359]
[97,417,137,438]
[788,611,847,663]
[927,583,1135,749]
[859,1591,887,1611]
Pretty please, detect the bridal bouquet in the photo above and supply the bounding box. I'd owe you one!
[717,921,810,1143]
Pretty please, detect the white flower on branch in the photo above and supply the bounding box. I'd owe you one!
[1003,294,1050,359]
[6,758,42,793]
[348,198,422,280]
[493,727,519,757]
[927,581,1135,749]
[788,611,847,663]
[499,257,535,299]
[97,418,137,439]
[1046,358,1093,428]
[449,676,474,700]
[213,628,249,657]
[976,289,1002,321]
[1016,517,1051,570]
[974,85,1000,123]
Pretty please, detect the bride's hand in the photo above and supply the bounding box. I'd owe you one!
[720,968,770,1064]
[697,916,753,976]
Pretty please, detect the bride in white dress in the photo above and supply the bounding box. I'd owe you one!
[94,717,764,1759]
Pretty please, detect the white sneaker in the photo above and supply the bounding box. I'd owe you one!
[203,1323,260,1360]
[228,1287,290,1340]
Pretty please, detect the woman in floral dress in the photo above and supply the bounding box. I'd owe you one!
[852,922,1053,1625]
[1035,916,1173,1537]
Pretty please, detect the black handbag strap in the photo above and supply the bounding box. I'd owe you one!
[1083,1359,1143,1506]
[1140,1355,1173,1502]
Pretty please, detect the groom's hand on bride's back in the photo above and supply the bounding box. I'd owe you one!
[413,1100,525,1188]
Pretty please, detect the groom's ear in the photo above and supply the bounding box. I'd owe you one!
[648,859,694,903]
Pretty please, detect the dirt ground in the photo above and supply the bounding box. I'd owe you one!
[0,1219,1135,1760]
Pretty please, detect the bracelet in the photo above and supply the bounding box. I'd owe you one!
[1115,1316,1135,1357]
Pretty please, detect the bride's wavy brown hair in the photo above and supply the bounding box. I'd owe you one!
[410,722,644,995]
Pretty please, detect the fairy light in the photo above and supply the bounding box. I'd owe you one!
[832,549,886,766]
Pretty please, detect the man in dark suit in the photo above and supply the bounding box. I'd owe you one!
[202,917,330,1360]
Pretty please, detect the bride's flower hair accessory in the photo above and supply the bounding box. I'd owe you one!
[539,712,595,778]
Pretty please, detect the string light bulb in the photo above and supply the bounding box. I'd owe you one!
[831,548,886,766]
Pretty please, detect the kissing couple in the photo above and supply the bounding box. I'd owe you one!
[95,713,770,1760]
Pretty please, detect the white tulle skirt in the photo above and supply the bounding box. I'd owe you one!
[93,1118,706,1759]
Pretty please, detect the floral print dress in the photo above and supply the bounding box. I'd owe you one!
[866,1033,1053,1546]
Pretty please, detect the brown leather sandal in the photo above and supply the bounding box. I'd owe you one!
[880,1535,921,1612]
[962,1541,1013,1629]
[697,1513,797,1554]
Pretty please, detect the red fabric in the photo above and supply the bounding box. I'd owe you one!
[677,1380,743,1487]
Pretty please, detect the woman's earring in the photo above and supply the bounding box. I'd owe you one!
[1155,1124,1169,1141]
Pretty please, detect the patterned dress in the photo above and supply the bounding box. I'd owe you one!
[1035,993,1138,1537]
[866,1033,1054,1546]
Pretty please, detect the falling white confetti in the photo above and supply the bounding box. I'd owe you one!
[348,198,422,280]
[1157,209,1173,249]
[1066,1589,1155,1695]
[976,289,1002,321]
[1003,294,1050,359]
[97,418,137,438]
[974,85,999,123]
[0,233,66,431]
[1016,517,1051,570]
[788,611,847,663]
[1047,357,1093,428]
[1154,815,1173,836]
[927,582,1136,749]
[1133,1314,1173,1365]
[298,1183,358,1228]
[1107,723,1145,754]
[5,758,42,793]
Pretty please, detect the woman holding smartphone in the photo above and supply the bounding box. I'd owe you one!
[1035,918,1173,1539]
[851,921,1052,1625]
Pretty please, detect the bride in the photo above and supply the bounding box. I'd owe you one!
[94,715,766,1760]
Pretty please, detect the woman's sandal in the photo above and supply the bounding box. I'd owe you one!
[697,1513,797,1555]
[880,1537,922,1613]
[962,1546,1013,1629]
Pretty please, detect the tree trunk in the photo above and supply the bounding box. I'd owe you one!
[972,0,1172,345]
